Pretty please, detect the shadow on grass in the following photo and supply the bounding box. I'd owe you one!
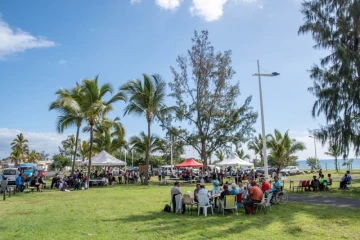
[99,202,360,238]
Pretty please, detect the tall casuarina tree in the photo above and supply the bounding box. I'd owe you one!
[299,0,360,156]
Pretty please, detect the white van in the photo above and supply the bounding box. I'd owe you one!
[160,165,175,175]
[3,168,20,185]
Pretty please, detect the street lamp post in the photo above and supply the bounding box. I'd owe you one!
[309,136,318,168]
[170,134,173,173]
[131,149,134,168]
[252,60,280,179]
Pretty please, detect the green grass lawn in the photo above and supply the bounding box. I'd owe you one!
[1,181,360,240]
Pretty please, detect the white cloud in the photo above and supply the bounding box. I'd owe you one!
[58,59,67,64]
[130,0,142,4]
[0,128,74,159]
[0,15,55,59]
[155,0,183,10]
[190,0,228,22]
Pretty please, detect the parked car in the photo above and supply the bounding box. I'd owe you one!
[255,167,277,177]
[280,166,299,176]
[38,170,46,178]
[3,168,20,185]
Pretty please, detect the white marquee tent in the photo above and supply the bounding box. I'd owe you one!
[80,150,126,167]
[215,155,254,167]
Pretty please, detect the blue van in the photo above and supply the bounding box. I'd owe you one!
[19,163,38,178]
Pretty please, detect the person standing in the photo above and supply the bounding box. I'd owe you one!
[170,182,184,213]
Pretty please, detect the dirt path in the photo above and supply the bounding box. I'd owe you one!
[287,194,360,209]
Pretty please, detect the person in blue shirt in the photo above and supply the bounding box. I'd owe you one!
[212,174,220,192]
[266,176,282,206]
[339,174,351,189]
[230,183,239,195]
[198,185,210,205]
[16,173,25,192]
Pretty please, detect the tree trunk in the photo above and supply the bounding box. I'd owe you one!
[335,157,338,172]
[86,124,94,188]
[201,140,207,173]
[71,125,80,175]
[144,120,151,185]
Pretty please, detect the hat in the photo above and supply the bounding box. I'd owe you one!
[231,183,237,189]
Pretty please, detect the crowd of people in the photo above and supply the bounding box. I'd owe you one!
[306,170,352,191]
[170,173,284,215]
[159,167,256,184]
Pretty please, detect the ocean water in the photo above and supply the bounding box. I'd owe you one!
[296,159,360,170]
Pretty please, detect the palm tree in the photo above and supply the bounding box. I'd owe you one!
[247,134,264,165]
[28,150,40,163]
[49,84,84,175]
[215,151,225,162]
[129,132,164,158]
[121,74,168,185]
[10,148,22,166]
[81,76,126,186]
[79,140,90,161]
[84,117,126,155]
[266,129,306,172]
[235,148,250,160]
[11,133,29,166]
[325,143,341,172]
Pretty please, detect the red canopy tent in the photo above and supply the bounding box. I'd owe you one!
[175,158,203,168]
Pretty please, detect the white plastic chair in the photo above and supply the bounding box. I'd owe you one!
[198,193,213,217]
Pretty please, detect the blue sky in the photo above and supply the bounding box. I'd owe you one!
[0,0,342,160]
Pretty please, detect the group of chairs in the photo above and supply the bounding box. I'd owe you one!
[177,189,288,217]
[291,179,333,192]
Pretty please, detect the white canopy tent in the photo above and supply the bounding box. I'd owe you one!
[80,150,126,167]
[215,155,254,167]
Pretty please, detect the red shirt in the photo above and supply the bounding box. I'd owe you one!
[261,182,270,192]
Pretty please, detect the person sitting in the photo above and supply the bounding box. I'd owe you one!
[218,184,233,213]
[194,184,200,203]
[30,176,42,192]
[319,174,327,191]
[16,173,25,192]
[339,174,351,189]
[230,183,239,195]
[266,176,282,206]
[327,173,332,189]
[243,181,263,215]
[260,178,270,193]
[309,175,320,191]
[38,176,46,189]
[198,185,211,206]
[170,182,184,213]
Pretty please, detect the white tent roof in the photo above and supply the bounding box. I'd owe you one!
[215,155,254,167]
[80,150,126,166]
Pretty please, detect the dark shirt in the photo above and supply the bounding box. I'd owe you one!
[30,179,36,187]
[311,179,319,188]
[194,189,200,202]
[220,190,232,200]
[38,178,45,184]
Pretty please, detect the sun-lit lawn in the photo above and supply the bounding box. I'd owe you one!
[1,180,360,240]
